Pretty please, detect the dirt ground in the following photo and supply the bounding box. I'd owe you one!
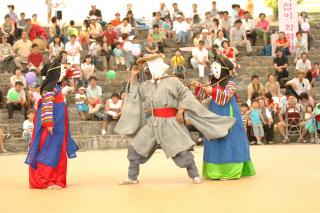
[0,145,320,213]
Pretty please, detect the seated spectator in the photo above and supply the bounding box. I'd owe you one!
[202,11,214,32]
[303,104,316,143]
[258,98,274,144]
[193,32,200,47]
[28,43,44,74]
[66,20,79,41]
[111,13,122,27]
[101,93,123,135]
[210,1,220,18]
[49,16,63,43]
[23,110,35,147]
[298,11,313,50]
[230,19,253,55]
[233,4,245,20]
[89,4,106,26]
[13,31,32,69]
[171,2,185,21]
[0,128,7,153]
[264,73,281,102]
[101,36,113,70]
[189,14,202,37]
[6,81,27,124]
[248,99,265,145]
[65,34,81,65]
[89,37,102,65]
[89,16,103,39]
[295,52,312,83]
[213,30,228,50]
[113,42,125,71]
[122,34,134,71]
[49,35,64,62]
[220,11,231,39]
[104,23,119,48]
[277,94,305,143]
[116,18,132,36]
[10,67,27,88]
[1,15,15,45]
[273,48,289,87]
[311,62,320,86]
[242,11,256,46]
[247,75,265,103]
[0,35,15,73]
[199,29,212,50]
[75,87,89,119]
[81,55,95,87]
[126,11,138,36]
[151,12,164,29]
[150,24,166,53]
[255,13,270,45]
[7,5,18,23]
[276,31,290,56]
[143,35,159,54]
[86,76,102,116]
[191,40,209,78]
[173,14,189,44]
[79,19,91,50]
[293,32,307,63]
[285,70,311,99]
[16,12,27,37]
[171,48,185,74]
[31,14,40,25]
[298,92,314,109]
[159,3,170,20]
[25,19,48,41]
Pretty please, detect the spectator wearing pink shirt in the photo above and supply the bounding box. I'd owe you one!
[256,13,270,45]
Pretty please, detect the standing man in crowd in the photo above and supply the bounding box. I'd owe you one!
[89,4,106,26]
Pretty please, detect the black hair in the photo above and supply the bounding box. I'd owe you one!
[7,5,15,10]
[15,67,21,72]
[83,55,92,63]
[51,16,57,23]
[251,99,259,104]
[259,13,266,18]
[299,92,309,100]
[199,40,205,45]
[251,75,259,81]
[70,34,77,38]
[314,62,319,65]
[296,31,302,36]
[122,18,128,22]
[251,92,261,100]
[241,103,249,108]
[70,20,75,26]
[111,93,120,99]
[235,19,242,24]
[264,92,272,100]
[15,81,24,86]
[153,24,159,29]
[31,43,39,49]
[121,33,129,40]
[175,48,181,53]
[221,40,230,48]
[27,109,36,115]
[20,13,25,16]
[223,11,229,15]
[88,76,97,82]
[4,14,10,19]
[193,14,200,24]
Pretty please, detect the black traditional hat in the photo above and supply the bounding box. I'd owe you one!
[40,57,62,94]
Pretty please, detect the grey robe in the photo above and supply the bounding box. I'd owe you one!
[115,77,235,158]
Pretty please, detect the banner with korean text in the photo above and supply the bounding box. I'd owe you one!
[278,0,299,52]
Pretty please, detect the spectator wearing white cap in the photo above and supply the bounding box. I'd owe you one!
[199,29,212,50]
[89,16,103,39]
[173,15,189,44]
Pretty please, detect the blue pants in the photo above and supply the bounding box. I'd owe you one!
[176,31,188,43]
[76,104,89,113]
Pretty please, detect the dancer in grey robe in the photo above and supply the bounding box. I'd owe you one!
[115,54,235,184]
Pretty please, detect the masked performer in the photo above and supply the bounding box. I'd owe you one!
[115,54,235,185]
[25,57,78,189]
[203,57,256,180]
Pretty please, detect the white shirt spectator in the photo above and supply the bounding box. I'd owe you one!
[81,63,95,79]
[287,77,311,96]
[192,47,208,61]
[295,59,312,73]
[173,21,189,33]
[242,18,255,31]
[65,41,81,65]
[10,75,27,89]
[23,119,34,135]
[90,23,103,36]
[117,23,132,35]
[75,93,87,104]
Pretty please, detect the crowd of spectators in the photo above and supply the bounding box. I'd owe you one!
[0,1,319,153]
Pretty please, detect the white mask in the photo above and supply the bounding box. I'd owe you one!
[147,57,169,79]
[211,62,222,79]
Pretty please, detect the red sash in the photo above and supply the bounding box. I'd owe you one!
[153,108,177,118]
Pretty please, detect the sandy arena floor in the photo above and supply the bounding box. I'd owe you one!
[0,145,320,213]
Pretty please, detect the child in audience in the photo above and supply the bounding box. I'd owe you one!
[240,103,249,128]
[70,64,82,90]
[113,42,125,71]
[311,62,320,86]
[303,104,315,143]
[23,110,35,148]
[28,84,41,110]
[248,99,265,145]
[171,48,185,74]
[79,19,91,50]
[81,55,95,87]
[75,87,89,119]
[66,20,79,40]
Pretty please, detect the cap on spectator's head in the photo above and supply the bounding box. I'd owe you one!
[115,12,120,16]
[90,16,97,20]
[78,87,86,91]
[201,29,208,33]
[176,14,182,19]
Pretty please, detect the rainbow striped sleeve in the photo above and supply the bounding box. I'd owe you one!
[41,91,55,127]
[213,80,236,106]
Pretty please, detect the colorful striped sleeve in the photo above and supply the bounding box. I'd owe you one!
[212,80,237,106]
[41,91,55,127]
